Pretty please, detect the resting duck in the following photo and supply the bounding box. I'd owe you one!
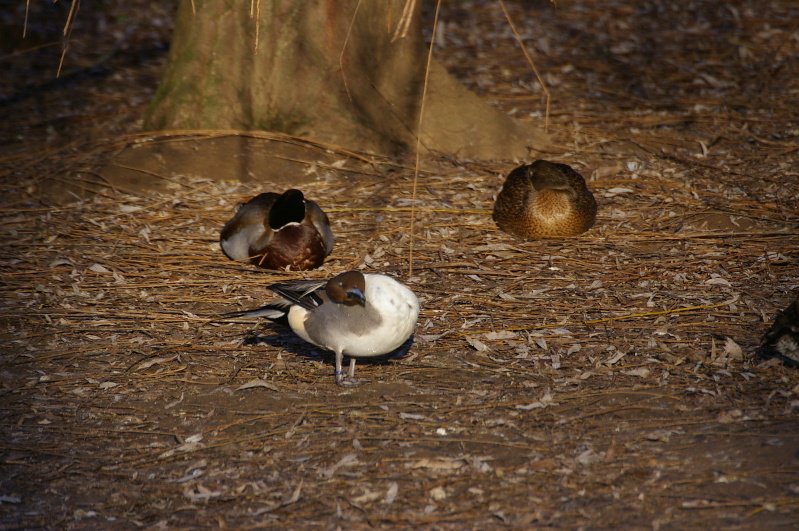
[760,295,799,364]
[230,271,420,386]
[220,189,334,270]
[492,160,597,239]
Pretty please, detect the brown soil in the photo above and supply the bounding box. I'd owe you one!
[2,1,799,529]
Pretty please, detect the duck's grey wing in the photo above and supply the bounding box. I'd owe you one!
[305,200,335,255]
[268,280,327,311]
[222,299,292,320]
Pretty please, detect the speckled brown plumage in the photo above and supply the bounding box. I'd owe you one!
[492,160,597,239]
[761,296,799,364]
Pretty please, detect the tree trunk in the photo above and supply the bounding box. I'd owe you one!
[144,0,548,160]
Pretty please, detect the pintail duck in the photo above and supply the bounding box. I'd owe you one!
[220,189,334,270]
[760,295,799,364]
[492,160,597,239]
[231,271,420,386]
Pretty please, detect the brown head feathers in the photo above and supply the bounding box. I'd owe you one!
[326,271,367,307]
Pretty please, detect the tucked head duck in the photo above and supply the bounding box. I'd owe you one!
[220,189,334,270]
[492,160,597,239]
[760,296,799,364]
[229,271,420,387]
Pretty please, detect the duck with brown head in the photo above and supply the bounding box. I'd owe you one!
[220,189,334,270]
[227,271,420,387]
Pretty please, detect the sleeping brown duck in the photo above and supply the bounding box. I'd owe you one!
[493,160,597,239]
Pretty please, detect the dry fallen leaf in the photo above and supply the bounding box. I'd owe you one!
[407,457,465,470]
[236,379,279,391]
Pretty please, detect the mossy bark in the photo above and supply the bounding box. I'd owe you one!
[145,0,548,160]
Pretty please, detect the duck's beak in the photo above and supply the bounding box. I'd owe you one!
[347,287,366,306]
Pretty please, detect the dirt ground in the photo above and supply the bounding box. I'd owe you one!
[2,1,799,529]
